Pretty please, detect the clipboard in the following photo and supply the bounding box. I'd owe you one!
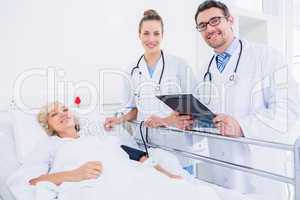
[156,94,216,126]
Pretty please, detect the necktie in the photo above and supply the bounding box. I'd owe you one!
[216,52,231,73]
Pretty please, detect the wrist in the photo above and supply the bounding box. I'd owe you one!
[163,116,173,126]
[66,169,79,182]
[117,116,125,124]
[36,175,47,183]
[143,157,158,167]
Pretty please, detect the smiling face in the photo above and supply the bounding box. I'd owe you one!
[47,104,76,137]
[139,20,163,54]
[196,7,234,52]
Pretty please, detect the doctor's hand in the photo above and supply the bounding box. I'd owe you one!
[166,112,194,130]
[104,117,121,131]
[213,114,243,138]
[144,115,168,128]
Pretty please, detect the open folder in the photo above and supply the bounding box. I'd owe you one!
[156,94,216,127]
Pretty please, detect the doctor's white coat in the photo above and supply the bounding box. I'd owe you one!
[194,39,300,199]
[122,52,196,166]
[124,53,195,120]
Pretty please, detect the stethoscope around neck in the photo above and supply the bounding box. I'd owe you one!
[202,39,243,104]
[130,50,165,97]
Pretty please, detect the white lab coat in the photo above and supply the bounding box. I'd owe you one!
[194,39,300,198]
[125,53,195,120]
[122,52,196,166]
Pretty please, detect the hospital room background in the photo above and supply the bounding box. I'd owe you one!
[0,0,300,200]
[1,0,299,111]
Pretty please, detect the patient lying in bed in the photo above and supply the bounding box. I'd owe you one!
[7,102,221,200]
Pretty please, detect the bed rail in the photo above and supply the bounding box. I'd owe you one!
[127,120,300,200]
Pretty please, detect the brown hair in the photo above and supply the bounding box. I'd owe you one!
[195,0,231,25]
[138,9,164,33]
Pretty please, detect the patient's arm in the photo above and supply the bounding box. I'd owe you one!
[104,108,138,131]
[29,161,103,186]
[153,165,183,179]
[139,156,182,179]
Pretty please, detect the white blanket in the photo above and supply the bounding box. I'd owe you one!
[9,136,221,200]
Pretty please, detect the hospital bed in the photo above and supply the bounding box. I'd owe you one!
[127,120,300,200]
[0,110,299,200]
[0,112,18,200]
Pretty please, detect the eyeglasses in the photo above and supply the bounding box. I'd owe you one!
[196,16,227,32]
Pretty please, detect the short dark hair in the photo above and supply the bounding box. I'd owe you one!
[195,0,231,24]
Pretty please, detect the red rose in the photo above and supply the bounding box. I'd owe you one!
[74,96,81,105]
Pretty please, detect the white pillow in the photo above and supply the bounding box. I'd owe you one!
[11,110,48,164]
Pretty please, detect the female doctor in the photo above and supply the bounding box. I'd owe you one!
[104,9,195,170]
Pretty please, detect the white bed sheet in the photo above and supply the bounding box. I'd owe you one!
[0,112,268,200]
[0,132,18,200]
[1,149,267,200]
[192,178,267,200]
[0,132,19,200]
[0,112,19,200]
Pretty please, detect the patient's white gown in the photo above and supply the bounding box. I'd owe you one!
[8,135,221,200]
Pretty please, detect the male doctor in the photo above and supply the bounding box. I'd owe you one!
[165,0,300,198]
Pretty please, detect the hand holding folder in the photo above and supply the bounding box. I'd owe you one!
[156,94,216,128]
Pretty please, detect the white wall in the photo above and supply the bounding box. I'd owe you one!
[294,0,300,27]
[0,0,201,111]
[0,0,293,112]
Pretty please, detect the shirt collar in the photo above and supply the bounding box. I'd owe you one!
[215,37,239,56]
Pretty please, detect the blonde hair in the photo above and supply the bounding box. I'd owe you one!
[37,101,80,136]
[138,9,164,33]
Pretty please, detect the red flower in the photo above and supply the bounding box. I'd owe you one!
[74,96,81,105]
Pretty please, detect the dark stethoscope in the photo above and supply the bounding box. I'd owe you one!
[130,50,165,94]
[130,51,165,156]
[203,39,243,104]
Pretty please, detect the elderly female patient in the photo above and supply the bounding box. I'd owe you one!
[8,102,220,200]
[28,102,182,186]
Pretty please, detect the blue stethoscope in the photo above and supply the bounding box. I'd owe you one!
[203,39,243,104]
[130,50,165,95]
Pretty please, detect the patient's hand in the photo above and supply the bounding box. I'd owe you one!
[29,161,103,186]
[139,155,148,163]
[167,174,183,179]
[154,165,183,180]
[139,156,183,180]
[29,175,48,186]
[104,117,121,131]
[72,161,103,181]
